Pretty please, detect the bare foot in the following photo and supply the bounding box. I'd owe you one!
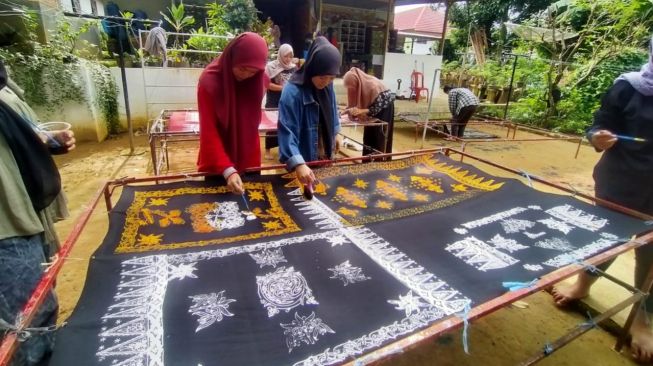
[550,282,591,306]
[630,311,653,363]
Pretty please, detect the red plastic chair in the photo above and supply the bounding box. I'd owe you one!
[410,71,430,103]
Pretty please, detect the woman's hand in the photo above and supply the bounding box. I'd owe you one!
[335,134,343,154]
[227,173,245,194]
[591,130,617,151]
[345,107,368,118]
[295,164,316,186]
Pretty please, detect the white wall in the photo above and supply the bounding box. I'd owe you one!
[110,67,202,128]
[32,61,107,142]
[382,53,442,98]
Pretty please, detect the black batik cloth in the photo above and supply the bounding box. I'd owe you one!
[51,153,651,366]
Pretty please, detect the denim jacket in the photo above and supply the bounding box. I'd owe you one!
[278,82,341,170]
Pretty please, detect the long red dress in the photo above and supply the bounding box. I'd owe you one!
[197,32,269,175]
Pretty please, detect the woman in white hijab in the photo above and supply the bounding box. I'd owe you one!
[264,44,297,159]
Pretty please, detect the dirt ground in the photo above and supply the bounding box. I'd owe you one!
[50,102,642,366]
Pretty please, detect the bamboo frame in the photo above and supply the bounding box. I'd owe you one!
[1,148,651,366]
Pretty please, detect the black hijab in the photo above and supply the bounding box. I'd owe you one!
[291,36,341,158]
[0,61,61,211]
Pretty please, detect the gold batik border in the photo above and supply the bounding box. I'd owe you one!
[282,154,503,192]
[341,190,484,226]
[115,182,300,253]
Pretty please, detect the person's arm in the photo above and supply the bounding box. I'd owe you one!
[196,83,235,177]
[587,81,634,151]
[268,83,283,92]
[278,86,305,171]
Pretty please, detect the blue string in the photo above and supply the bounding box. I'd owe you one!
[580,311,597,329]
[543,342,554,356]
[519,170,534,188]
[645,220,653,226]
[455,302,472,354]
[502,278,538,292]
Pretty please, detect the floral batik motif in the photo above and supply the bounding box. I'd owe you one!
[116,182,300,253]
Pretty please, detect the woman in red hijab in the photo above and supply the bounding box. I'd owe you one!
[197,32,268,194]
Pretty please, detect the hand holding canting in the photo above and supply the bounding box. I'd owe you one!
[591,130,617,151]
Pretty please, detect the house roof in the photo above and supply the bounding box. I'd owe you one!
[394,5,445,39]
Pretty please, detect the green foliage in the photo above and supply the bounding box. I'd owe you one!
[555,48,647,133]
[88,61,120,134]
[0,12,120,133]
[161,1,195,33]
[223,0,258,32]
[206,2,231,35]
[186,27,228,64]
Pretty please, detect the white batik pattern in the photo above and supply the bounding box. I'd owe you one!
[188,291,236,332]
[461,207,528,229]
[454,227,468,235]
[327,234,349,246]
[524,231,546,239]
[328,261,370,286]
[289,194,471,316]
[446,236,519,271]
[168,262,198,281]
[257,266,318,317]
[344,227,470,315]
[387,291,429,316]
[488,234,528,253]
[528,205,542,210]
[544,233,621,267]
[523,264,544,272]
[546,205,608,232]
[538,218,574,235]
[250,248,287,268]
[295,306,445,366]
[501,218,536,234]
[281,312,335,353]
[535,237,574,251]
[96,256,167,366]
[205,201,246,230]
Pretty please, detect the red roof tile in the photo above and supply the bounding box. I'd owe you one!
[394,5,445,37]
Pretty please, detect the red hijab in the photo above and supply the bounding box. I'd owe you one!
[197,32,269,174]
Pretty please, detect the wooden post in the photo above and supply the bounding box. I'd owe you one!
[437,0,452,55]
[381,0,395,79]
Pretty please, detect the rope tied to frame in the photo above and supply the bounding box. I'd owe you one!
[502,278,539,292]
[0,318,64,342]
[455,302,472,354]
[566,183,579,198]
[580,311,597,329]
[518,169,534,188]
[543,342,554,356]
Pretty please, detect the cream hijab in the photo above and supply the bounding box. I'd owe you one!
[265,44,296,80]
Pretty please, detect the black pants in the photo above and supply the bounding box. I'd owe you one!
[591,169,653,310]
[451,105,477,138]
[363,103,394,157]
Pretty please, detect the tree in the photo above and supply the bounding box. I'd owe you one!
[223,0,259,33]
[448,0,557,58]
[524,0,653,124]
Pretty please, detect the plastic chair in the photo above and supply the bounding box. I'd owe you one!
[410,71,430,103]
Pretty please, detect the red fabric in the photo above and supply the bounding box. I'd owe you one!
[168,111,199,132]
[259,109,278,131]
[197,32,269,174]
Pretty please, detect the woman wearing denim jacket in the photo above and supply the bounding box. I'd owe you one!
[278,36,342,187]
